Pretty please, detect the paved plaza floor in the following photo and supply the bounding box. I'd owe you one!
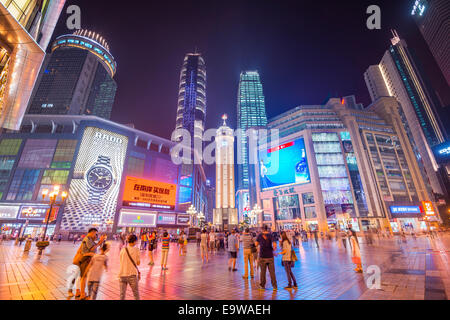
[0,234,449,300]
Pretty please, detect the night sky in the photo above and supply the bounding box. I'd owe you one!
[51,0,449,156]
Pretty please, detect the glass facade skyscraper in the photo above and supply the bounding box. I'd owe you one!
[364,31,446,195]
[0,0,65,130]
[237,71,268,191]
[173,53,207,147]
[412,0,450,87]
[26,30,117,120]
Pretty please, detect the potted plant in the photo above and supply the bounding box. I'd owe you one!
[36,241,50,255]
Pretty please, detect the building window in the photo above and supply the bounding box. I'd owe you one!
[51,140,77,168]
[0,156,15,199]
[302,192,315,205]
[41,170,69,185]
[18,139,57,168]
[0,139,22,156]
[7,169,40,201]
[304,206,317,219]
[274,194,300,220]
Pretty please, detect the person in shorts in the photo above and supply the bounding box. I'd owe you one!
[148,231,157,265]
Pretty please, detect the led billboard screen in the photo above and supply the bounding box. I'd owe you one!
[259,138,310,189]
[61,127,128,232]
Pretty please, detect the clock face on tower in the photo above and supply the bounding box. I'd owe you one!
[87,166,113,190]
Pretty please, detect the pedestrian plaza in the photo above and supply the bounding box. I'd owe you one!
[0,234,449,300]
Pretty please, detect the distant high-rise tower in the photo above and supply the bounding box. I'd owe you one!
[0,0,65,130]
[27,30,117,120]
[364,30,445,195]
[173,53,207,148]
[214,115,238,230]
[236,71,267,220]
[411,0,450,86]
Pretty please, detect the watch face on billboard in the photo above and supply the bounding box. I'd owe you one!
[122,177,177,210]
[259,138,311,189]
[61,127,128,232]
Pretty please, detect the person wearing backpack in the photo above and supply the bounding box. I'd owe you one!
[119,234,140,300]
[280,231,298,290]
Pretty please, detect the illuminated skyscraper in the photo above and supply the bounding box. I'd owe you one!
[411,0,450,86]
[236,71,267,220]
[0,0,65,130]
[364,31,446,195]
[214,115,238,230]
[27,30,117,120]
[173,53,207,148]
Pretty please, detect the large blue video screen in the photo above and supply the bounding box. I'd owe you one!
[259,138,311,189]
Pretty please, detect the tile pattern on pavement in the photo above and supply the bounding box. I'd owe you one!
[0,234,449,300]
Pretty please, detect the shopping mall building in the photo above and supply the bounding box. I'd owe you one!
[254,96,440,233]
[0,115,207,238]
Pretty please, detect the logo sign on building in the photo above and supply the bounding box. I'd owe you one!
[177,215,190,225]
[118,210,157,228]
[18,206,58,221]
[421,201,435,216]
[432,141,450,165]
[61,127,129,232]
[123,177,177,210]
[390,206,422,219]
[157,213,176,225]
[0,205,20,220]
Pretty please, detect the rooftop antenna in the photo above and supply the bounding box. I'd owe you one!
[222,114,228,126]
[391,29,401,45]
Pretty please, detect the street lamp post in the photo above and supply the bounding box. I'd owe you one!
[187,205,197,228]
[41,185,68,241]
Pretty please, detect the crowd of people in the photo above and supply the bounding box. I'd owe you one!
[63,224,379,300]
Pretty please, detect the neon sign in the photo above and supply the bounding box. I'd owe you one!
[411,0,426,16]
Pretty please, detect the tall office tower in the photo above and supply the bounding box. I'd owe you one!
[214,115,238,230]
[364,30,446,195]
[173,53,207,149]
[27,30,117,119]
[236,71,268,219]
[411,0,450,86]
[0,0,65,130]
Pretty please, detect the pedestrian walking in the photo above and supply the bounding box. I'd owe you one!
[178,231,186,256]
[280,231,298,290]
[66,264,81,298]
[349,229,362,273]
[241,228,255,279]
[86,242,110,300]
[196,231,201,246]
[209,230,216,253]
[72,228,106,300]
[119,234,140,300]
[227,229,239,272]
[313,229,319,248]
[255,225,278,291]
[200,229,209,263]
[57,234,62,244]
[161,231,170,270]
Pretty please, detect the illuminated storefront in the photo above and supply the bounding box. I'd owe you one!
[0,114,208,237]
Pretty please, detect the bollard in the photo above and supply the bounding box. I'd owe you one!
[24,239,32,252]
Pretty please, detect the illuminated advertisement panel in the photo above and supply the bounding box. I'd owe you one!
[61,127,128,232]
[157,213,176,225]
[118,209,157,228]
[18,205,59,221]
[259,138,310,189]
[421,201,435,216]
[390,206,423,219]
[122,177,177,210]
[177,214,190,225]
[0,205,20,220]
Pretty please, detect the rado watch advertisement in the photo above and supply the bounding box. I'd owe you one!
[61,127,128,232]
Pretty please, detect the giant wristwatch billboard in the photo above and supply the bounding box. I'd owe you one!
[60,127,128,232]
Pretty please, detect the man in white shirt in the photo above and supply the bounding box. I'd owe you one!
[119,234,140,300]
